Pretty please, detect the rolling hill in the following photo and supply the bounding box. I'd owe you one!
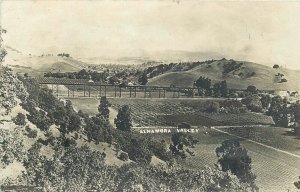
[4,46,87,76]
[147,59,300,91]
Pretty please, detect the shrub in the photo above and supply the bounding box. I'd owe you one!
[118,152,129,161]
[115,105,132,132]
[37,138,48,146]
[13,113,26,126]
[177,122,191,129]
[25,126,37,138]
[216,140,257,188]
[206,101,220,113]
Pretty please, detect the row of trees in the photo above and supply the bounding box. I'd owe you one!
[44,69,106,82]
[193,76,228,97]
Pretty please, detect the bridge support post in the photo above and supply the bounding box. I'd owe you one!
[56,84,59,97]
[134,87,137,97]
[129,87,132,98]
[68,86,70,97]
[73,85,75,97]
[83,84,86,97]
[88,86,91,97]
[119,87,122,97]
[115,85,117,97]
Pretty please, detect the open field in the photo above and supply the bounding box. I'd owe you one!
[220,126,300,156]
[108,98,274,126]
[66,97,300,191]
[152,128,300,192]
[147,60,300,91]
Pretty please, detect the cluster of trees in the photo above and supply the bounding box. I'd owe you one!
[19,77,82,135]
[240,84,300,130]
[44,69,106,82]
[57,53,70,57]
[169,133,198,159]
[138,72,148,85]
[13,113,26,126]
[115,105,132,132]
[193,76,228,97]
[0,27,7,63]
[223,60,243,74]
[140,60,216,81]
[9,73,261,191]
[216,140,258,190]
[5,140,257,191]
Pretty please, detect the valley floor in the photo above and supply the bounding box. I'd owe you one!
[66,97,300,192]
[173,128,300,192]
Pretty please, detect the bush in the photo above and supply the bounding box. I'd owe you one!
[37,138,48,146]
[206,101,220,113]
[25,126,37,138]
[177,122,191,129]
[13,113,26,126]
[216,140,257,188]
[118,152,129,161]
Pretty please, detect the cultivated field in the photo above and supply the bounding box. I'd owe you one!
[108,98,274,127]
[67,97,300,191]
[155,128,300,192]
[220,126,300,156]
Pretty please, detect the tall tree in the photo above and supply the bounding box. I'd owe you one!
[267,96,291,127]
[242,94,263,112]
[220,80,228,97]
[98,96,110,120]
[138,72,148,85]
[194,76,211,96]
[260,94,272,109]
[246,85,257,94]
[216,140,257,189]
[114,105,132,132]
[0,27,7,63]
[213,82,221,97]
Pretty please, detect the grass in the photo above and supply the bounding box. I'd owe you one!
[148,60,300,91]
[63,97,300,191]
[108,98,274,126]
[146,128,300,192]
[220,126,300,155]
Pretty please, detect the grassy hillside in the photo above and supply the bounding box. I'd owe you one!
[4,46,86,76]
[148,59,300,91]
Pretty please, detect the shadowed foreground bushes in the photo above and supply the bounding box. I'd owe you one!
[4,144,256,192]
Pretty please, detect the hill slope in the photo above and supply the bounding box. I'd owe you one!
[4,46,87,76]
[148,59,300,91]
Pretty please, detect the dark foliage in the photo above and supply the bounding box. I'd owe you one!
[13,113,26,126]
[98,96,110,119]
[216,140,257,189]
[115,105,132,132]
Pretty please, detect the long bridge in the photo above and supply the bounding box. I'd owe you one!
[37,77,200,98]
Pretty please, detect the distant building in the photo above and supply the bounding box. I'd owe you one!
[127,82,134,86]
[274,90,290,97]
[290,91,299,97]
[88,75,94,83]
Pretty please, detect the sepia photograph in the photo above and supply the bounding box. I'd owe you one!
[0,0,300,191]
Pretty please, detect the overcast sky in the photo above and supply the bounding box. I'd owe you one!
[1,0,300,69]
